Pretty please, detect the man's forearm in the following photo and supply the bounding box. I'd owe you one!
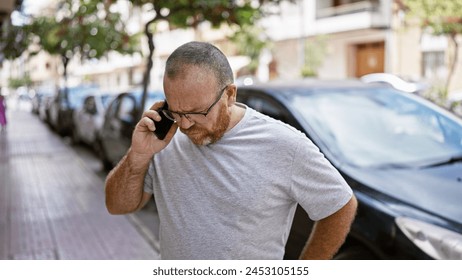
[105,148,153,214]
[299,196,357,260]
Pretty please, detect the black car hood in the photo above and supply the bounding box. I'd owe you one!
[344,162,462,224]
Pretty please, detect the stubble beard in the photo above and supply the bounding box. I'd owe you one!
[181,102,231,146]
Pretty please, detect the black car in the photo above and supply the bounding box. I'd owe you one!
[237,79,462,260]
[98,89,165,170]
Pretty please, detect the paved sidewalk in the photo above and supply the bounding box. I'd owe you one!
[0,108,160,260]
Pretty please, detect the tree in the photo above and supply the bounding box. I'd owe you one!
[301,35,328,78]
[22,0,139,89]
[123,0,285,119]
[0,2,30,63]
[403,0,462,99]
[8,75,32,89]
[229,24,270,76]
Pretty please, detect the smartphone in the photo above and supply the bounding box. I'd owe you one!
[153,101,175,140]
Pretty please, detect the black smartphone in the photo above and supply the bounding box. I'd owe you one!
[153,101,174,140]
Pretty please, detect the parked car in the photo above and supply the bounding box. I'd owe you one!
[361,72,429,95]
[98,89,165,170]
[72,90,117,148]
[38,92,55,124]
[237,79,462,260]
[32,84,57,115]
[48,85,99,136]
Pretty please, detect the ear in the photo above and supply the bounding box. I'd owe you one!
[225,84,237,107]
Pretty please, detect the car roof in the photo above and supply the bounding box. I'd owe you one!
[238,79,387,97]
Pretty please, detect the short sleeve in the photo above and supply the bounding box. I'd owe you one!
[289,137,352,221]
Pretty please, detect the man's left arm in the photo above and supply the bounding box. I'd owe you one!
[299,195,357,260]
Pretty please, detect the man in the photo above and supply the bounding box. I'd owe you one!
[105,41,357,260]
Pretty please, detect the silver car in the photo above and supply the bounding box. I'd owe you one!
[72,91,116,149]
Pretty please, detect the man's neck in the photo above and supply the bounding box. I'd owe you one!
[227,104,246,132]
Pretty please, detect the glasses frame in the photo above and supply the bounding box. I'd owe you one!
[162,84,229,122]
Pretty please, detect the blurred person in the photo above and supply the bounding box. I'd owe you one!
[105,41,357,260]
[0,94,7,132]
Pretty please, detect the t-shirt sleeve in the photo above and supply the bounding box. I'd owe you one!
[289,137,353,221]
[143,159,155,194]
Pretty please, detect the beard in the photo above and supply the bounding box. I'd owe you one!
[180,102,231,146]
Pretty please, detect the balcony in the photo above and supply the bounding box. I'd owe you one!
[316,0,381,19]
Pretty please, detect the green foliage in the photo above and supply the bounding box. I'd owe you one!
[301,35,328,78]
[421,82,446,105]
[127,0,282,29]
[229,24,269,75]
[124,0,285,117]
[8,75,32,89]
[403,0,462,102]
[1,19,31,60]
[28,0,139,62]
[404,0,462,35]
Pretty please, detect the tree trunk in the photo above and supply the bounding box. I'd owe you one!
[445,34,459,99]
[139,17,157,121]
[62,55,69,96]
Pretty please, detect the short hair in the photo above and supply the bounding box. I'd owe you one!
[165,41,234,88]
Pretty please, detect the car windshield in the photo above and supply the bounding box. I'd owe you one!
[68,86,98,107]
[290,87,462,168]
[142,91,165,111]
[101,94,115,108]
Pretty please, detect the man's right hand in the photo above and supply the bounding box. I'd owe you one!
[130,101,178,157]
[105,101,178,215]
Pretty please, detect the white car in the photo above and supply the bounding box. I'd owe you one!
[360,73,429,94]
[72,91,116,149]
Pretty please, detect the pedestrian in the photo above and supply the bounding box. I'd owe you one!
[0,94,7,132]
[105,41,357,260]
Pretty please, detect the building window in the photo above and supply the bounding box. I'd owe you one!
[422,51,445,80]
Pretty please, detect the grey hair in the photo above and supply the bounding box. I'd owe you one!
[165,41,234,88]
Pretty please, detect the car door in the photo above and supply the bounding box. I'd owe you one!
[80,96,97,143]
[107,94,137,164]
[238,89,302,131]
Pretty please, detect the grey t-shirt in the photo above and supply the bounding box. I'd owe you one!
[143,104,352,259]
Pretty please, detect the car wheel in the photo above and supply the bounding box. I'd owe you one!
[334,245,378,260]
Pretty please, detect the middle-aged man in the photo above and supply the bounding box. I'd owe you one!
[105,41,357,260]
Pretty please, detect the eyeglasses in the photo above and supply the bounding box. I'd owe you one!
[162,84,229,123]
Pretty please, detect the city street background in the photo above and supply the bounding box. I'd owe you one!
[1,0,462,261]
[0,98,160,259]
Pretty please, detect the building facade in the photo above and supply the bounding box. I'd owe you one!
[1,0,461,96]
[260,0,461,94]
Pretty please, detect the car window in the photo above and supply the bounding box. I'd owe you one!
[83,96,97,114]
[290,88,462,168]
[101,95,114,108]
[118,96,136,123]
[68,86,98,108]
[144,94,165,111]
[245,93,288,123]
[105,96,121,119]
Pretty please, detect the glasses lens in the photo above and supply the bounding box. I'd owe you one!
[162,110,177,122]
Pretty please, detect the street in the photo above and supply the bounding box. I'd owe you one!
[0,101,160,260]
